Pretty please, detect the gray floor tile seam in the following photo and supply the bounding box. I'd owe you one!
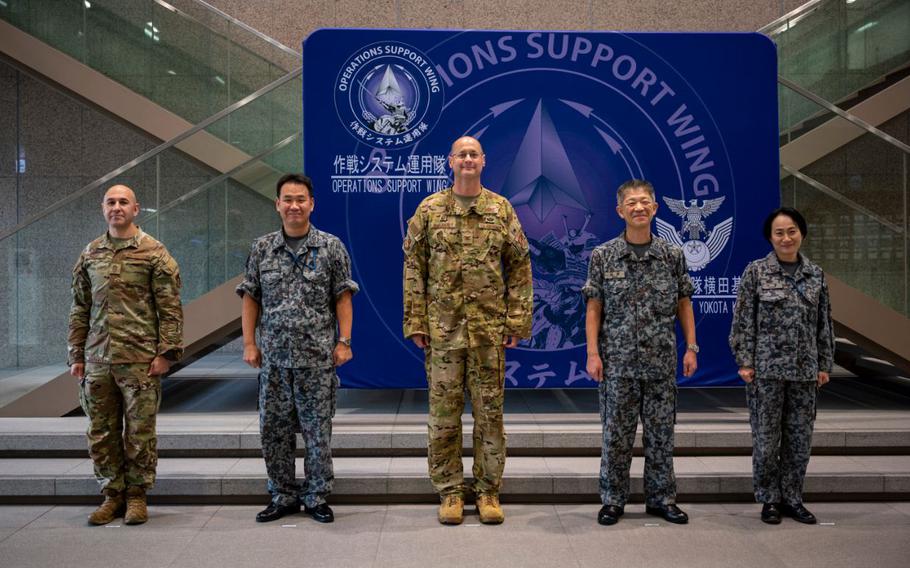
[60,458,92,475]
[216,457,245,476]
[841,455,910,475]
[147,511,216,568]
[366,504,390,568]
[391,390,409,429]
[886,502,910,518]
[550,505,586,568]
[0,505,54,547]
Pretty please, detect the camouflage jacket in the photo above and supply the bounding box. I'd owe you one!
[236,227,359,369]
[68,229,183,365]
[582,234,694,381]
[402,187,533,350]
[729,252,834,381]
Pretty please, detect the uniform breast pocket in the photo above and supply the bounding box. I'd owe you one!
[259,267,283,306]
[121,260,150,285]
[479,223,504,259]
[300,265,321,283]
[84,257,110,280]
[802,281,821,306]
[300,268,330,304]
[758,287,786,303]
[757,286,789,327]
[430,228,458,253]
[261,268,281,285]
[651,275,678,315]
[603,278,630,312]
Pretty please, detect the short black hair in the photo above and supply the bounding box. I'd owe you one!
[762,207,808,241]
[276,173,314,198]
[616,179,655,206]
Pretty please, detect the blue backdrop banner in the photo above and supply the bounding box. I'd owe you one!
[303,29,779,388]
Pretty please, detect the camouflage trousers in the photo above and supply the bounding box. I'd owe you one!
[426,345,506,497]
[79,362,161,493]
[259,365,337,508]
[746,378,817,505]
[599,376,677,507]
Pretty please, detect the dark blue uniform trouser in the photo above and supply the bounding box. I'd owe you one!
[259,365,337,508]
[746,378,817,505]
[599,376,677,507]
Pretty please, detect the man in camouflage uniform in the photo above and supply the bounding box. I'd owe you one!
[402,136,533,525]
[237,173,358,524]
[68,184,183,526]
[583,179,698,526]
[729,207,834,525]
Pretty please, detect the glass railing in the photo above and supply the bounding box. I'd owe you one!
[145,133,300,303]
[766,0,910,135]
[781,165,908,317]
[0,70,302,368]
[778,84,909,316]
[0,0,300,126]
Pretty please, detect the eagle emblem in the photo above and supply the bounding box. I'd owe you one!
[656,197,733,272]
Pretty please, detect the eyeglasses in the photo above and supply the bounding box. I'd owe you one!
[451,151,483,160]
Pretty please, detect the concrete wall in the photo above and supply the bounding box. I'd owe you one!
[207,0,805,53]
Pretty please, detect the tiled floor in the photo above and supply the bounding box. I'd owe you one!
[0,503,908,568]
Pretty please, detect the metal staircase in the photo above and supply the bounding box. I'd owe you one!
[762,0,910,375]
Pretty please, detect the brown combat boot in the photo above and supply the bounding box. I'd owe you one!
[437,494,464,525]
[123,486,148,525]
[88,488,124,525]
[477,493,504,524]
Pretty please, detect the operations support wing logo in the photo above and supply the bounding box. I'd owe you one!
[656,197,733,272]
[334,41,444,148]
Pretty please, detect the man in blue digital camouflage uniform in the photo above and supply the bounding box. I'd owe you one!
[237,173,358,523]
[583,179,698,526]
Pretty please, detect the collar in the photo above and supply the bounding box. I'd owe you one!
[100,227,144,251]
[765,251,808,279]
[272,226,325,252]
[617,232,660,259]
[446,187,496,216]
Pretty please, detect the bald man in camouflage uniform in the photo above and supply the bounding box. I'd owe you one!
[403,136,533,525]
[583,179,698,526]
[238,173,358,524]
[69,184,183,526]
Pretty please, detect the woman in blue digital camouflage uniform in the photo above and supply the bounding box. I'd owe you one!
[729,207,835,525]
